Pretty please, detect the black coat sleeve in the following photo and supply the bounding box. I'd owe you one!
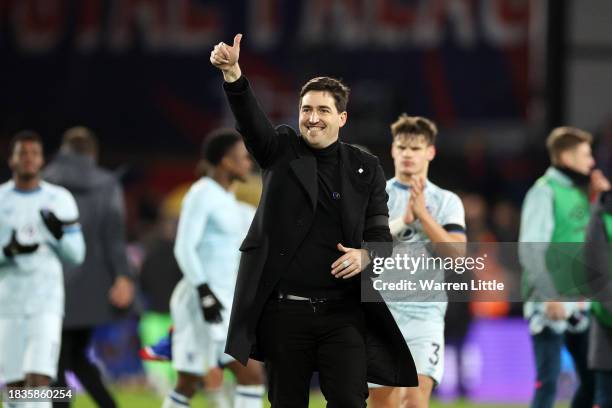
[102,182,133,280]
[363,161,393,259]
[585,195,612,313]
[223,76,281,168]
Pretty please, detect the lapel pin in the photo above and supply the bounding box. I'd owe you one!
[358,168,364,174]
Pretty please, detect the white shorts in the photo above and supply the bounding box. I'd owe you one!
[170,280,234,375]
[0,314,62,383]
[369,316,445,387]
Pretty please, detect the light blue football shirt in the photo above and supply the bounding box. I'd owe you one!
[385,177,465,321]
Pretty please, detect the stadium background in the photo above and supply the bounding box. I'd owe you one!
[1,0,611,406]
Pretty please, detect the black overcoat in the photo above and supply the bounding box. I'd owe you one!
[223,76,417,387]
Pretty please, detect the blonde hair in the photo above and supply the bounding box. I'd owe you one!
[546,126,592,165]
[390,114,438,145]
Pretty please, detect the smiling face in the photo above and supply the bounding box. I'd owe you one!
[299,91,347,149]
[391,134,435,179]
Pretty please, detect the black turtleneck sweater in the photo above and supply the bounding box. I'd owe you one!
[276,140,352,298]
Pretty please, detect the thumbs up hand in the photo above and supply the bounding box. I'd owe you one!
[210,33,243,83]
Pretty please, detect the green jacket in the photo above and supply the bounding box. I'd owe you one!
[519,167,591,333]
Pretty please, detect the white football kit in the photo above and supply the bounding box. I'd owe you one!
[170,177,254,375]
[0,180,85,383]
[377,177,465,385]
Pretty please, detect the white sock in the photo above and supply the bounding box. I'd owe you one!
[207,387,232,408]
[22,386,51,408]
[234,384,265,408]
[162,390,190,408]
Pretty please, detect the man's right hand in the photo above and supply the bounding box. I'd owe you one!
[210,33,242,83]
[3,230,39,258]
[197,283,224,323]
[544,301,567,321]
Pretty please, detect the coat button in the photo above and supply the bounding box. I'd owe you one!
[296,219,303,226]
[279,251,285,256]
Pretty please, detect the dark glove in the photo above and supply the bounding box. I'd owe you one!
[197,283,224,323]
[3,230,39,258]
[40,209,77,240]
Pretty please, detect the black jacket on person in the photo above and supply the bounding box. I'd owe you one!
[44,153,134,328]
[223,76,417,387]
[585,190,612,370]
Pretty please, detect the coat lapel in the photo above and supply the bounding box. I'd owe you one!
[339,143,369,244]
[289,139,317,210]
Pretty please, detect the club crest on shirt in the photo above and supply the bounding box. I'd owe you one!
[400,227,416,241]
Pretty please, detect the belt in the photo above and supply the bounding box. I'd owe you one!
[276,292,344,312]
[275,292,346,303]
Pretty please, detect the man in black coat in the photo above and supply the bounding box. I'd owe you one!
[210,34,417,407]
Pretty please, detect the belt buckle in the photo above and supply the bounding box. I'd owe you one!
[309,296,326,312]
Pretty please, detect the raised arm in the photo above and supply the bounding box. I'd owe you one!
[210,34,280,168]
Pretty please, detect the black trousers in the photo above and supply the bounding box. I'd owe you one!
[257,297,368,408]
[53,327,117,408]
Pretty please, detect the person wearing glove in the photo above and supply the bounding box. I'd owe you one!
[197,283,224,323]
[2,229,39,258]
[0,131,85,408]
[162,129,265,408]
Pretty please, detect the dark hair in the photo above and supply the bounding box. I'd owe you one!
[299,77,350,112]
[390,114,438,146]
[62,126,98,156]
[546,126,593,165]
[201,128,243,165]
[9,130,43,156]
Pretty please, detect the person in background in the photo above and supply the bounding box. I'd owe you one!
[369,114,466,408]
[519,126,610,408]
[44,126,134,408]
[585,189,612,408]
[0,131,85,408]
[161,129,265,408]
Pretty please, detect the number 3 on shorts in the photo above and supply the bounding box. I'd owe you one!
[429,342,440,365]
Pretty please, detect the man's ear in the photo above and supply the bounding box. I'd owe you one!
[219,156,231,170]
[427,145,436,161]
[558,150,571,168]
[339,111,348,128]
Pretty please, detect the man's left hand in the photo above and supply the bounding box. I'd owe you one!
[331,244,370,279]
[109,276,134,309]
